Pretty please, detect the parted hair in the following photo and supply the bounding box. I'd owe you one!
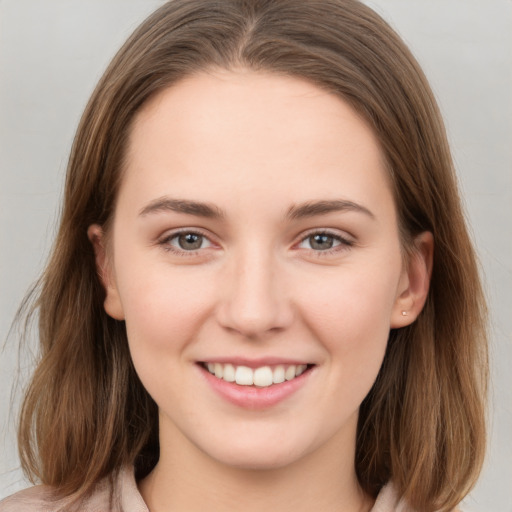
[17,1,488,511]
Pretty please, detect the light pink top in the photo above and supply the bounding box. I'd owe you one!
[0,466,412,511]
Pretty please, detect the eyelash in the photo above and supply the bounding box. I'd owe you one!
[157,228,354,257]
[158,228,213,256]
[297,229,354,257]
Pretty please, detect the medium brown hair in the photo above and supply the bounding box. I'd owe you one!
[17,1,488,510]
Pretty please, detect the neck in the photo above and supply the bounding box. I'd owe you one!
[138,418,373,512]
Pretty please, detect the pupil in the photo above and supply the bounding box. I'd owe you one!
[179,233,202,250]
[311,234,333,250]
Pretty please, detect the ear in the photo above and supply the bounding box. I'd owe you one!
[390,231,434,328]
[87,224,125,320]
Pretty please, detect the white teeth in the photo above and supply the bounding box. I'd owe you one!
[285,365,296,381]
[253,366,273,387]
[223,363,235,382]
[235,366,254,386]
[214,363,223,379]
[205,362,309,387]
[273,365,285,384]
[296,364,307,377]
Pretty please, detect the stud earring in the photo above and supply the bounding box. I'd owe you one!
[401,311,408,316]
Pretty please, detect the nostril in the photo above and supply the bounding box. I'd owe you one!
[216,303,294,339]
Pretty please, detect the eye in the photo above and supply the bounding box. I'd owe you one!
[163,231,213,252]
[297,231,353,252]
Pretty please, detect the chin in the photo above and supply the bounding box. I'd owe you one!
[195,429,317,472]
[212,448,303,472]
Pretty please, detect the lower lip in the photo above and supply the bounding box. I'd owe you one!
[198,365,313,410]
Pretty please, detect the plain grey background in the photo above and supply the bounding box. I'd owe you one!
[1,1,511,510]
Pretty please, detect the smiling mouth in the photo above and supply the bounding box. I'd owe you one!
[200,362,313,388]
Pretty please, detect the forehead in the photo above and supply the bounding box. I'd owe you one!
[120,69,394,220]
[130,68,381,158]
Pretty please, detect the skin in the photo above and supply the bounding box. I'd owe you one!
[89,69,432,512]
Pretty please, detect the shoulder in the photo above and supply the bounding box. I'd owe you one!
[0,482,112,512]
[371,482,405,511]
[0,467,147,512]
[0,484,109,511]
[0,475,115,511]
[0,485,65,512]
[371,483,464,512]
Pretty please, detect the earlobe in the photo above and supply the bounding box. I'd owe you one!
[87,224,125,320]
[391,231,434,328]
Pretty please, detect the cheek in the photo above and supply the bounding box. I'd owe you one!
[298,261,400,375]
[302,261,399,331]
[115,259,215,355]
[115,265,218,405]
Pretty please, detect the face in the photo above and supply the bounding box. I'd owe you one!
[90,70,429,471]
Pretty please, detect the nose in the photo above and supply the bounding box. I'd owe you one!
[216,246,294,339]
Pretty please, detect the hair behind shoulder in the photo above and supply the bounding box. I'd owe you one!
[17,1,488,510]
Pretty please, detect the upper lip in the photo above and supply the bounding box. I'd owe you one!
[197,357,314,368]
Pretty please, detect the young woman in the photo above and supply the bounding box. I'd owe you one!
[0,1,488,511]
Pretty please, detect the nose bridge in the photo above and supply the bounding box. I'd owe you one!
[218,241,292,337]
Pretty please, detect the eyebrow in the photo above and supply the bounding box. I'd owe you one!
[138,196,374,221]
[139,197,225,219]
[286,199,375,220]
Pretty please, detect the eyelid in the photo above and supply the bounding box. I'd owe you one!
[156,226,355,257]
[297,227,355,242]
[294,228,355,254]
[157,227,218,255]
